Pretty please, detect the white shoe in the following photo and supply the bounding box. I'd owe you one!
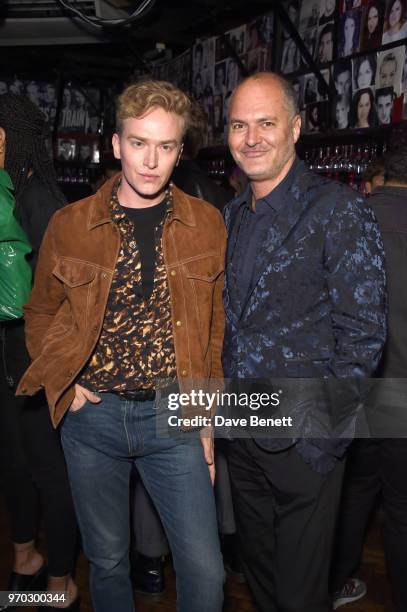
[332,578,367,609]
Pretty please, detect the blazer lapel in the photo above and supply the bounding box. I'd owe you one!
[239,172,315,322]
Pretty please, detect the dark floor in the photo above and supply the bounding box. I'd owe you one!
[0,496,393,611]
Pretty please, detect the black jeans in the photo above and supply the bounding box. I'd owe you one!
[0,320,77,576]
[332,438,407,612]
[228,439,345,612]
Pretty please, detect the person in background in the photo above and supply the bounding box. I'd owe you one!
[0,167,31,323]
[363,157,385,194]
[332,132,407,612]
[172,99,230,210]
[0,94,79,612]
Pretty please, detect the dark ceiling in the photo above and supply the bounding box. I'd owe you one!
[1,0,275,82]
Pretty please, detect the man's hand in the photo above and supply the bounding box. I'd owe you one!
[69,383,101,412]
[200,425,215,486]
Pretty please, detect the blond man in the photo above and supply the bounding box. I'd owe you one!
[18,81,225,612]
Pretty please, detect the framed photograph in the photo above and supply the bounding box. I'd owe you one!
[350,87,377,126]
[299,0,321,31]
[382,0,407,43]
[315,22,335,62]
[57,137,77,161]
[301,27,318,65]
[332,93,351,128]
[320,0,337,23]
[214,61,227,96]
[352,53,377,90]
[306,101,329,131]
[360,0,385,50]
[375,86,395,123]
[281,37,301,73]
[303,73,319,104]
[337,9,362,57]
[226,25,246,56]
[291,76,304,109]
[332,59,353,98]
[376,45,405,94]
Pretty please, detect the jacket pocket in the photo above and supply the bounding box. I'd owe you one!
[184,255,224,359]
[184,255,223,283]
[53,257,97,287]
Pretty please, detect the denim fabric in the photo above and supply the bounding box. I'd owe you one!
[61,393,224,612]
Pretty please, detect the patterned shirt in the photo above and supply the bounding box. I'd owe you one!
[78,184,177,392]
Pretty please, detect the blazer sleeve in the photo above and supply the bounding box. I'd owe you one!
[23,213,65,360]
[324,192,387,378]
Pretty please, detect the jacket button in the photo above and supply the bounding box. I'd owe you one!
[102,272,108,279]
[170,270,176,276]
[176,320,182,327]
[21,388,27,394]
[68,371,74,378]
[181,369,188,376]
[93,325,98,332]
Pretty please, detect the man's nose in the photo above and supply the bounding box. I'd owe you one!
[144,146,158,169]
[246,124,261,146]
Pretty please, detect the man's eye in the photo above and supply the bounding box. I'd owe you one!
[131,140,143,147]
[231,123,243,130]
[161,144,173,151]
[262,121,274,127]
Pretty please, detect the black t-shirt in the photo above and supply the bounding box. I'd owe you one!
[121,199,167,300]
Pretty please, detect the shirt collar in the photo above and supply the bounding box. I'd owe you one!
[110,180,173,226]
[236,156,300,213]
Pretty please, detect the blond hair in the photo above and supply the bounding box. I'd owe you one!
[116,80,192,134]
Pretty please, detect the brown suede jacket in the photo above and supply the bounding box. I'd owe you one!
[17,175,226,427]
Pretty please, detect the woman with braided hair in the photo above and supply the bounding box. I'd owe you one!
[0,94,79,611]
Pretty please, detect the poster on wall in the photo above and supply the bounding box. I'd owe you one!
[58,85,101,134]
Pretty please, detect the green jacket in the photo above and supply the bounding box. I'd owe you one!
[0,168,32,321]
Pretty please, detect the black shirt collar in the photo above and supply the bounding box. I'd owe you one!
[236,156,300,213]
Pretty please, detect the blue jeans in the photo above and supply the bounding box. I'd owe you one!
[60,393,224,612]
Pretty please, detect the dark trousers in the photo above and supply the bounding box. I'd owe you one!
[0,321,77,576]
[332,439,407,612]
[228,439,345,612]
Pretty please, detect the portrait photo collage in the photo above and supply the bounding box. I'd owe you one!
[280,0,407,132]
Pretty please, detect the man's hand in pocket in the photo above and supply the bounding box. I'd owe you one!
[70,383,101,412]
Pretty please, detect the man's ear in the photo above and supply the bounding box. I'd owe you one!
[112,132,121,160]
[176,144,184,166]
[292,114,301,144]
[0,127,6,169]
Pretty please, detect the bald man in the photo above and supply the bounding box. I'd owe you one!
[222,72,387,612]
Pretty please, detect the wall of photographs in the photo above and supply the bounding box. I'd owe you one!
[282,0,407,133]
[153,12,274,146]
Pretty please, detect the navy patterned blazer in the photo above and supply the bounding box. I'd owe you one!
[222,159,387,473]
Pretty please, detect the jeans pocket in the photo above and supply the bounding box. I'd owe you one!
[68,398,89,415]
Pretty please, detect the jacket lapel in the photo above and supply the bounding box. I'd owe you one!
[239,169,316,322]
